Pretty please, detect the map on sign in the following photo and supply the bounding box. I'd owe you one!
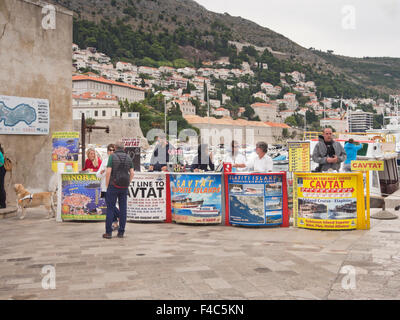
[0,95,49,135]
[0,101,37,126]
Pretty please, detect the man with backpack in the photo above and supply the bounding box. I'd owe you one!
[103,140,134,239]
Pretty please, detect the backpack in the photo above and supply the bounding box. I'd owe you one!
[111,153,131,188]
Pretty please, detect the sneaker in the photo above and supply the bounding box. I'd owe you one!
[117,233,124,238]
[102,233,112,239]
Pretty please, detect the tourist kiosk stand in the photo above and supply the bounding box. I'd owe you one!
[292,172,368,230]
[57,172,173,223]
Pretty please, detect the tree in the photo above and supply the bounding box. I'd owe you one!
[85,118,96,126]
[279,103,288,111]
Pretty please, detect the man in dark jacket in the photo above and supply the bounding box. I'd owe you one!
[312,128,346,172]
[149,134,175,172]
[103,140,134,239]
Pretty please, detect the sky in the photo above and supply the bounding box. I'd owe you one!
[195,0,400,58]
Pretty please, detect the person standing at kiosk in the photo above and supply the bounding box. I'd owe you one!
[149,134,175,172]
[235,142,273,172]
[224,141,247,172]
[312,128,346,172]
[103,141,134,239]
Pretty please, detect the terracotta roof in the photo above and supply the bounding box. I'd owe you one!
[264,122,291,128]
[72,75,145,91]
[251,103,275,108]
[73,91,118,101]
[184,115,272,128]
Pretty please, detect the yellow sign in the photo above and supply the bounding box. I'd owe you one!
[288,141,310,172]
[351,160,384,171]
[293,172,367,230]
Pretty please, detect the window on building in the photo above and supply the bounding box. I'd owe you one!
[102,110,106,117]
[95,111,98,117]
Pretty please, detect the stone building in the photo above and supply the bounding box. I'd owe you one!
[0,0,73,203]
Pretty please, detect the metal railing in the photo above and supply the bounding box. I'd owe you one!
[303,131,396,143]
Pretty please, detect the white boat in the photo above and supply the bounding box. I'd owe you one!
[190,206,220,215]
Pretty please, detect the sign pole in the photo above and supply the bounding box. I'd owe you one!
[365,171,370,230]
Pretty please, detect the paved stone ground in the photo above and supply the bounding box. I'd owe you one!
[0,208,400,300]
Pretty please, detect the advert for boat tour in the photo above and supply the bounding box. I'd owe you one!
[170,174,222,224]
[52,132,79,173]
[61,173,106,221]
[293,173,363,230]
[127,173,167,221]
[227,174,284,226]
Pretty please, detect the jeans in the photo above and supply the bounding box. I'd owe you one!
[0,166,6,208]
[101,191,119,222]
[105,185,128,235]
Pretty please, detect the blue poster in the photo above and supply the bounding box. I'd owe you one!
[228,174,283,226]
[61,173,106,220]
[170,173,222,224]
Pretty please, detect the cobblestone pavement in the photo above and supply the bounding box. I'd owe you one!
[0,208,399,300]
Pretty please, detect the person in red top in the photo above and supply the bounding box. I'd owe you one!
[83,148,102,172]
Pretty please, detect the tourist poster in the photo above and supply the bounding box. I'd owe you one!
[60,173,106,221]
[293,173,365,230]
[170,173,222,224]
[127,173,167,221]
[123,138,141,172]
[0,94,49,135]
[227,174,284,226]
[52,132,79,172]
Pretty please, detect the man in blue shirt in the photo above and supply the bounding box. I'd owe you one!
[343,139,362,172]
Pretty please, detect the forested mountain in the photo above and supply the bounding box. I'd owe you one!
[52,0,400,95]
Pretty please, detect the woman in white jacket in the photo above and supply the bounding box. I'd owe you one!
[96,144,119,230]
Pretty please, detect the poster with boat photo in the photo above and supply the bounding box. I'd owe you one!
[227,174,284,226]
[170,173,222,224]
[52,132,79,173]
[60,173,106,221]
[127,173,167,221]
[294,173,362,230]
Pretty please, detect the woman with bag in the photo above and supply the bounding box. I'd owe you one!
[0,144,6,208]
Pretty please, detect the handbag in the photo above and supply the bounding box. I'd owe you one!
[4,157,12,172]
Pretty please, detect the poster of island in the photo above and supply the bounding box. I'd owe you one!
[293,173,365,230]
[227,174,284,226]
[60,173,106,221]
[52,132,79,173]
[170,173,222,224]
[0,94,49,135]
[127,173,167,222]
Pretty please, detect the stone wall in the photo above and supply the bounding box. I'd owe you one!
[73,119,148,151]
[0,0,73,202]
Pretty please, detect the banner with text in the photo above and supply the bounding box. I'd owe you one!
[127,173,167,221]
[227,173,286,226]
[60,173,106,221]
[293,172,365,230]
[170,173,222,224]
